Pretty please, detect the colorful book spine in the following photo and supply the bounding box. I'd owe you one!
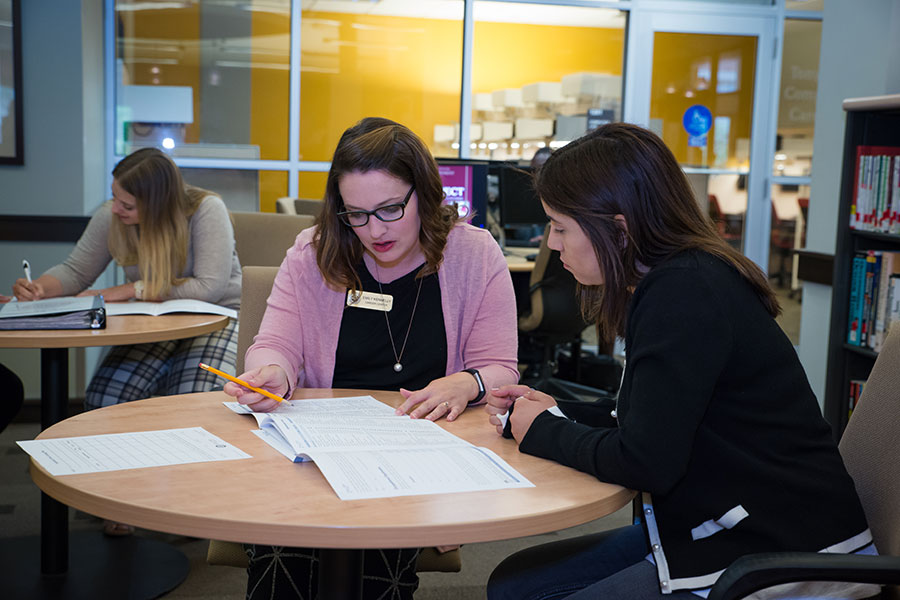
[847,253,867,345]
[860,251,880,346]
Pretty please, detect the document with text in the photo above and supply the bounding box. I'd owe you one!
[226,395,534,500]
[18,427,251,476]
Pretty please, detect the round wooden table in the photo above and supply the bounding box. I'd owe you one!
[30,388,634,599]
[0,313,231,599]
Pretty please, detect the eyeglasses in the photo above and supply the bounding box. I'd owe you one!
[337,186,415,228]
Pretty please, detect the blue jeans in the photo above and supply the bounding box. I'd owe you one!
[487,524,698,600]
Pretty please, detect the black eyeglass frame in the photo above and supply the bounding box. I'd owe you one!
[337,185,416,228]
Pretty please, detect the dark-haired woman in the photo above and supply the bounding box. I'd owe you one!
[224,117,518,599]
[485,122,877,600]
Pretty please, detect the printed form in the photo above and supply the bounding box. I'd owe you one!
[18,427,251,476]
[225,395,534,500]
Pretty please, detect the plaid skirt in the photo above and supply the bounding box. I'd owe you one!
[84,319,238,410]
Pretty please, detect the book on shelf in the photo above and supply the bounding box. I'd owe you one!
[847,250,900,350]
[105,299,237,319]
[848,378,867,419]
[847,253,867,345]
[224,395,534,500]
[0,296,106,330]
[851,146,900,233]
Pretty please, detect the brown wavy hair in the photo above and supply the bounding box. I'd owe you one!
[314,117,458,292]
[108,147,214,299]
[535,122,779,346]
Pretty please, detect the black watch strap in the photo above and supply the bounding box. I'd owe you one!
[462,368,486,405]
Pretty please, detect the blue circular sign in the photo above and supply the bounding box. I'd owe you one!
[682,105,712,137]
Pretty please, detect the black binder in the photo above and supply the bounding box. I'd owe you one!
[0,296,106,330]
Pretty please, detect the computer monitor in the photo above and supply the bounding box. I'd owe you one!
[497,166,546,228]
[436,159,488,229]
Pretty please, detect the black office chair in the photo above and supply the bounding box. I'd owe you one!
[708,324,900,600]
[518,227,618,402]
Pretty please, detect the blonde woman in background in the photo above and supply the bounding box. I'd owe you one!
[13,147,241,427]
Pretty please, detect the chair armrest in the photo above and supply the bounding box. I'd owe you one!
[708,552,900,600]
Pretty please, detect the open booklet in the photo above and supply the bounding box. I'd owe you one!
[105,298,237,319]
[224,395,533,500]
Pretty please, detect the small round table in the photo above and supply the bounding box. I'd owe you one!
[0,313,231,599]
[29,388,634,599]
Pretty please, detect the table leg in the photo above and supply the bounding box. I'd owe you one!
[319,548,364,600]
[40,347,69,575]
[3,348,190,599]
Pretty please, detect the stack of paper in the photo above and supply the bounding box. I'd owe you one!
[225,396,534,500]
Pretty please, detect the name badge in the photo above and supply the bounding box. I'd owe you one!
[346,290,393,312]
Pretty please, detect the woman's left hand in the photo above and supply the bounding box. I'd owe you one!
[395,372,478,422]
[77,282,137,302]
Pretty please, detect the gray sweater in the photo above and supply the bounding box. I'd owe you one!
[45,196,242,309]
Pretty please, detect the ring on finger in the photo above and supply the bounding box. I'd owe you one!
[441,401,450,409]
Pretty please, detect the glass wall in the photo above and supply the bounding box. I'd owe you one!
[768,17,821,324]
[464,2,625,162]
[775,19,821,177]
[298,1,464,197]
[114,0,291,160]
[107,0,823,236]
[650,32,757,170]
[181,168,289,213]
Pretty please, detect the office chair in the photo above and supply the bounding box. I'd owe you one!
[208,266,461,573]
[274,196,297,214]
[518,226,617,402]
[231,211,314,268]
[769,201,797,289]
[708,323,900,600]
[708,194,743,250]
[274,197,324,218]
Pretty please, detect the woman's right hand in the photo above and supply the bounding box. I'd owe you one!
[222,365,290,413]
[12,278,46,301]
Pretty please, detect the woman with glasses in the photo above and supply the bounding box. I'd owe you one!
[223,117,519,600]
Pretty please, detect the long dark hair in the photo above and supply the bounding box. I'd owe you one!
[536,122,779,344]
[314,117,458,291]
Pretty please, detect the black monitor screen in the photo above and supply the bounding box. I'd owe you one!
[498,166,546,228]
[437,160,488,229]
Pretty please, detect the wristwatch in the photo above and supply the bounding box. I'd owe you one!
[133,280,144,300]
[462,368,486,405]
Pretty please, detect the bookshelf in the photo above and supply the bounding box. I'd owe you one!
[824,94,900,441]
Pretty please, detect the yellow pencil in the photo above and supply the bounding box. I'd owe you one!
[199,362,285,403]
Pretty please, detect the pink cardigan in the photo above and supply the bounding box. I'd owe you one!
[245,223,520,397]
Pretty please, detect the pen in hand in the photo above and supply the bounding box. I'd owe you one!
[22,259,32,283]
[198,362,285,403]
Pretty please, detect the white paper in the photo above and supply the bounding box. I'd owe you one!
[223,395,396,418]
[105,299,237,319]
[229,395,534,499]
[308,445,534,500]
[18,427,251,476]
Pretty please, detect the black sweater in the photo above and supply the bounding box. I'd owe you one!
[520,250,871,592]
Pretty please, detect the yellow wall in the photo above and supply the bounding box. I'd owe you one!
[651,32,756,168]
[472,22,623,92]
[124,7,202,145]
[251,5,291,211]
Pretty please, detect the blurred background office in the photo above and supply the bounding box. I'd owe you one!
[2,0,900,421]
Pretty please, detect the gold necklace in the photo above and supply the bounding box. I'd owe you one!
[374,265,425,373]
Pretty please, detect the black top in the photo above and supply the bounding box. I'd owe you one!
[333,263,447,391]
[520,250,870,591]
